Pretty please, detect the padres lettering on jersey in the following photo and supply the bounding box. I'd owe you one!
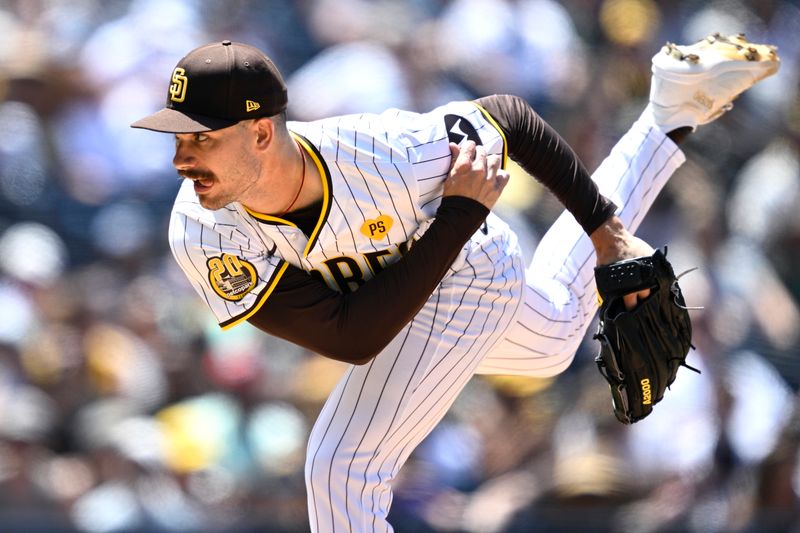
[168,101,507,329]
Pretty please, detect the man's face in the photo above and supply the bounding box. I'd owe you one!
[172,123,261,210]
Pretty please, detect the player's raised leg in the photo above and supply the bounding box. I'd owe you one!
[477,33,780,377]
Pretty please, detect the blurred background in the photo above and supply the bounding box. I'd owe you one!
[0,0,799,531]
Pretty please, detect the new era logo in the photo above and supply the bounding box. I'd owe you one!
[246,100,261,112]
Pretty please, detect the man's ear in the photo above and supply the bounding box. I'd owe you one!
[253,117,275,150]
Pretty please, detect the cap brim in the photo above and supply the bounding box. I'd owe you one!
[130,108,237,133]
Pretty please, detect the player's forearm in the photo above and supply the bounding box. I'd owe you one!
[474,94,617,235]
[248,196,489,364]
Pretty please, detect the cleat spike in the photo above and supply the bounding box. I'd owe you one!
[664,42,685,60]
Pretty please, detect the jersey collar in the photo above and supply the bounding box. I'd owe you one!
[243,132,332,258]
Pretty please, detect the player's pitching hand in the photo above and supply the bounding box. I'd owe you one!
[591,215,655,310]
[443,141,510,210]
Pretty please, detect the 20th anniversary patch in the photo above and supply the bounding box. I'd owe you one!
[207,253,258,301]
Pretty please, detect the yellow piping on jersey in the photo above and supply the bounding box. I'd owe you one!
[242,208,299,227]
[220,261,290,330]
[472,102,508,169]
[291,132,330,257]
[241,133,330,259]
[223,133,331,330]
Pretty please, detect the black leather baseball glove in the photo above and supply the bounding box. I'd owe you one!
[593,248,699,424]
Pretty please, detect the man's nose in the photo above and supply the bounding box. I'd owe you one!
[172,141,196,170]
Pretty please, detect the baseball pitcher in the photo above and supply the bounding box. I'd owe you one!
[132,34,778,532]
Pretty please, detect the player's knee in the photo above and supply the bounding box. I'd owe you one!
[304,451,327,491]
[304,441,350,493]
[304,443,384,527]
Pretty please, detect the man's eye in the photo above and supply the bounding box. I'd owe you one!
[194,133,208,142]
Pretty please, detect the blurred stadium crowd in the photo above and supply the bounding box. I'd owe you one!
[1,0,799,531]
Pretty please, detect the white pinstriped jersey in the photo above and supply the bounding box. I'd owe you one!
[168,100,509,329]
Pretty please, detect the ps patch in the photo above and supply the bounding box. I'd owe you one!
[360,215,393,240]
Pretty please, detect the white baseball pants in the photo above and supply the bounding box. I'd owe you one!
[305,115,686,532]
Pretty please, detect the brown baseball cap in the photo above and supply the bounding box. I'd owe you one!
[131,40,288,133]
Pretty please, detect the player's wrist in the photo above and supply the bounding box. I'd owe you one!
[590,216,626,263]
[590,216,654,266]
[436,196,491,239]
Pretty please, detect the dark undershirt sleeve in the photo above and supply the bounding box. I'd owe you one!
[247,196,489,365]
[475,94,617,235]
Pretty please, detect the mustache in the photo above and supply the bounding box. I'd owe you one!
[178,169,215,181]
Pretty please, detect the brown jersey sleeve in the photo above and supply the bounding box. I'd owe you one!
[247,196,489,365]
[474,94,617,235]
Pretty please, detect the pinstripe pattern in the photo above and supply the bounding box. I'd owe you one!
[168,102,686,532]
[306,227,524,533]
[169,101,505,328]
[477,115,686,377]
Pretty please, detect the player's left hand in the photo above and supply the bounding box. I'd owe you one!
[592,247,698,424]
[590,215,655,310]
